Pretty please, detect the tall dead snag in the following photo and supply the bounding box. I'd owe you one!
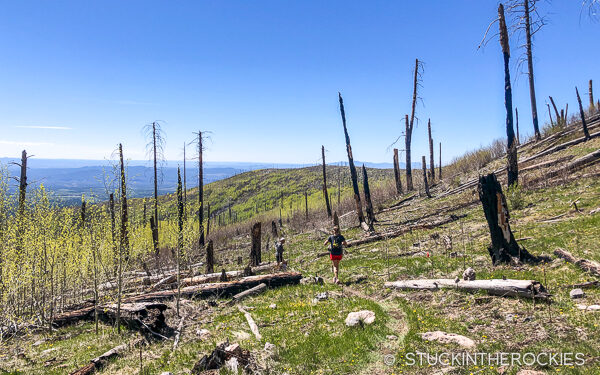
[523,0,541,140]
[427,119,435,181]
[206,240,214,274]
[361,165,376,231]
[333,211,339,227]
[478,173,541,265]
[183,143,187,220]
[117,143,130,333]
[406,58,422,191]
[515,107,521,146]
[438,143,442,180]
[392,148,403,194]
[590,79,595,111]
[576,87,591,140]
[197,131,205,247]
[15,150,28,256]
[547,103,554,126]
[250,223,261,266]
[144,122,164,258]
[549,96,561,126]
[206,203,211,239]
[421,156,431,198]
[109,194,117,260]
[271,220,278,238]
[176,167,184,316]
[304,191,309,220]
[321,146,332,217]
[338,92,365,225]
[499,4,518,187]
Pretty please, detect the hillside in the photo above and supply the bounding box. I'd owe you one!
[2,114,600,375]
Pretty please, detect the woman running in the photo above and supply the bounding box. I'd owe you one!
[323,226,347,284]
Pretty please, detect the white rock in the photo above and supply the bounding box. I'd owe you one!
[269,303,277,309]
[386,335,398,340]
[577,304,600,311]
[570,288,585,299]
[40,348,57,356]
[196,328,211,339]
[345,310,376,327]
[160,372,173,375]
[420,331,476,348]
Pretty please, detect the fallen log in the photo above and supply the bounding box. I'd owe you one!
[538,148,600,181]
[70,339,143,375]
[228,283,267,305]
[385,278,550,299]
[53,302,170,340]
[554,248,600,277]
[346,214,466,248]
[238,306,262,340]
[561,281,599,289]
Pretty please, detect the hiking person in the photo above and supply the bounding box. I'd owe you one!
[275,237,285,266]
[323,226,347,284]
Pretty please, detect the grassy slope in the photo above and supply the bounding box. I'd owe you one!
[2,128,600,374]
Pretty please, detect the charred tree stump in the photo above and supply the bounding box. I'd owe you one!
[250,223,261,266]
[478,173,540,265]
[499,4,518,187]
[338,92,365,225]
[393,148,403,194]
[333,211,339,228]
[428,119,435,181]
[321,145,332,217]
[576,86,591,140]
[361,165,376,231]
[206,240,214,274]
[549,96,562,127]
[421,156,431,198]
[271,220,278,239]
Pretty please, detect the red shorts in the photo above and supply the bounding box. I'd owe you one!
[330,254,343,261]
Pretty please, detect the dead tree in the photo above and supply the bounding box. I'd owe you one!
[499,4,519,187]
[206,203,211,239]
[304,191,308,220]
[515,107,520,145]
[144,122,164,257]
[183,143,187,220]
[338,92,365,225]
[392,148,403,194]
[271,220,278,239]
[333,211,339,227]
[361,165,376,231]
[406,58,422,191]
[109,194,117,259]
[590,79,595,111]
[206,240,214,274]
[427,119,435,181]
[478,173,541,265]
[176,167,184,316]
[576,86,591,140]
[250,223,261,266]
[438,142,442,180]
[523,0,541,140]
[421,156,431,198]
[549,96,562,126]
[321,146,332,217]
[197,131,205,247]
[547,103,554,126]
[117,143,130,332]
[15,150,28,255]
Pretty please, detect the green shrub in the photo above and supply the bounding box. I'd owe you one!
[506,183,525,211]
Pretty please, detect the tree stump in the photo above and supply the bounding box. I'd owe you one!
[206,240,214,274]
[250,223,261,266]
[478,173,540,265]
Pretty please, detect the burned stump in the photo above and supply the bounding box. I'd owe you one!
[478,173,540,265]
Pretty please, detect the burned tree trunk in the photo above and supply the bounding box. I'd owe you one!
[304,191,308,220]
[576,87,591,140]
[547,103,554,127]
[206,240,214,274]
[321,146,332,217]
[361,165,376,231]
[271,220,278,239]
[428,119,435,181]
[590,79,595,112]
[15,150,28,255]
[499,4,518,187]
[478,173,540,265]
[549,96,562,126]
[206,203,211,239]
[524,0,541,141]
[109,194,117,259]
[333,211,339,228]
[250,223,261,266]
[421,156,431,198]
[117,143,130,332]
[183,143,187,220]
[338,92,365,225]
[438,142,442,180]
[150,217,159,257]
[176,168,184,315]
[392,148,403,194]
[515,108,520,145]
[198,131,205,247]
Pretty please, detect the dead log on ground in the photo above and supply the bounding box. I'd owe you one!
[554,248,600,277]
[227,283,267,305]
[70,339,143,375]
[238,306,262,340]
[385,278,550,299]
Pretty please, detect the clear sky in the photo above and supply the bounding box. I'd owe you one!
[0,1,597,165]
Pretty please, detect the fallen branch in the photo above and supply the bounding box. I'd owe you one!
[227,283,267,305]
[560,281,599,289]
[172,313,187,351]
[554,248,600,277]
[70,339,143,375]
[238,306,262,340]
[384,278,550,299]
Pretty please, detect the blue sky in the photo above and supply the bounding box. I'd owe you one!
[0,1,597,165]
